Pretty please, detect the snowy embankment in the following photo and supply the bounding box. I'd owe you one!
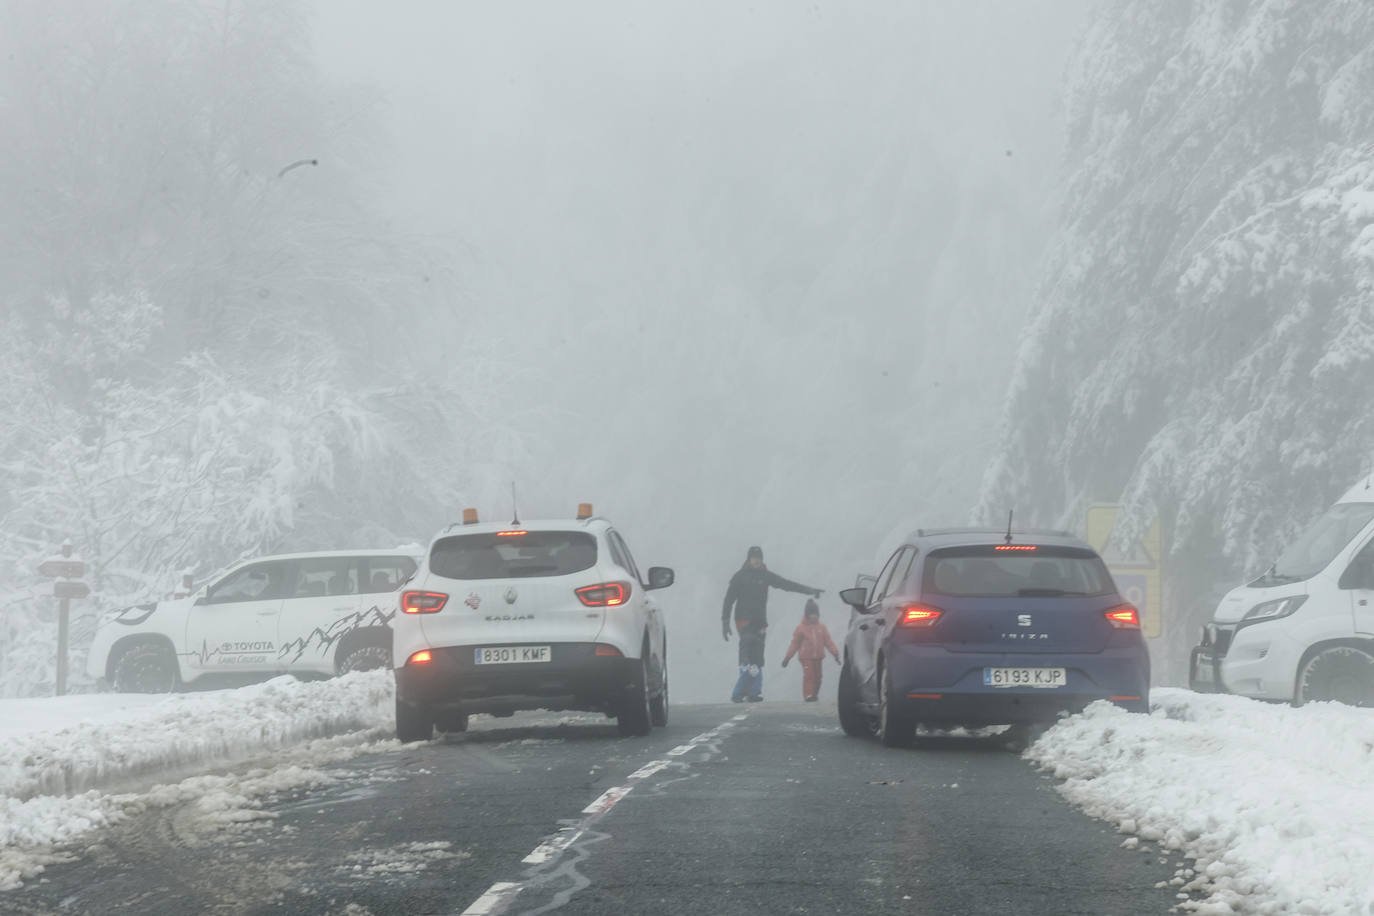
[1029,688,1374,916]
[0,671,396,889]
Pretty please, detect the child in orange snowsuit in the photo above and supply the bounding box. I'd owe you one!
[781,599,840,701]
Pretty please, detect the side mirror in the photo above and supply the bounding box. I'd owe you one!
[839,587,869,610]
[854,574,877,591]
[646,566,675,590]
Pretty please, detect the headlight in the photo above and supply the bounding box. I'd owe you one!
[1241,595,1308,623]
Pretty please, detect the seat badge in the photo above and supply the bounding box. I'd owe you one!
[1017,614,1033,627]
[465,593,481,610]
[504,587,518,605]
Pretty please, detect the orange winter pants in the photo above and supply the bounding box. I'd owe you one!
[801,658,823,699]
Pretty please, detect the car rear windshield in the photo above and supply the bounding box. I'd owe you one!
[429,531,597,580]
[922,545,1115,598]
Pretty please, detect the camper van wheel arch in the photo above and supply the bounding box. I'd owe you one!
[1293,639,1374,708]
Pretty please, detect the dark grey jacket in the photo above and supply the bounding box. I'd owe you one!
[721,566,816,635]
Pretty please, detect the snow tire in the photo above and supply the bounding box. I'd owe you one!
[1294,642,1374,708]
[617,657,653,737]
[111,641,181,694]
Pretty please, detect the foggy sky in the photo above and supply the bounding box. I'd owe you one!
[309,2,1089,699]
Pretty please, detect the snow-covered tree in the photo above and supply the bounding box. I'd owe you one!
[979,0,1374,676]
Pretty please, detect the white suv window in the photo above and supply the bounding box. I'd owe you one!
[207,561,293,604]
[293,557,357,598]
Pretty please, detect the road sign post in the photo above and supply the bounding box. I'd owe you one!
[38,542,88,697]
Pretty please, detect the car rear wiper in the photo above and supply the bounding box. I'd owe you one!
[1016,588,1089,597]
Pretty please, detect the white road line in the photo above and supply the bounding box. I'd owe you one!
[460,881,523,915]
[627,759,671,781]
[457,713,748,915]
[522,828,585,865]
[732,714,748,721]
[581,784,633,815]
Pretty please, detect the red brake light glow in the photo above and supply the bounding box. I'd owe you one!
[594,644,622,657]
[408,650,433,665]
[1104,605,1140,629]
[898,604,944,627]
[401,591,449,614]
[576,582,631,607]
[994,545,1038,551]
[496,530,527,537]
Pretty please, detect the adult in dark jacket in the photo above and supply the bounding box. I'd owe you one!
[722,545,820,702]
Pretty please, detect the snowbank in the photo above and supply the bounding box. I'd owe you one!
[0,671,397,889]
[1029,688,1374,915]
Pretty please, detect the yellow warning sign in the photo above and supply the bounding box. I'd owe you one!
[1084,505,1163,639]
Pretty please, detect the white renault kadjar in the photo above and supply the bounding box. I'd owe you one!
[87,549,419,692]
[1191,476,1374,706]
[392,505,674,741]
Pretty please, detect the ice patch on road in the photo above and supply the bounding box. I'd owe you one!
[337,841,468,879]
[1028,688,1374,915]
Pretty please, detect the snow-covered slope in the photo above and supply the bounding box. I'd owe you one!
[1031,690,1374,915]
[979,0,1374,674]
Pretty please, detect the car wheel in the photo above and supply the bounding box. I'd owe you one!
[649,661,669,728]
[396,697,434,742]
[337,643,389,675]
[617,657,653,737]
[837,656,872,738]
[1295,644,1374,707]
[877,663,913,748]
[435,710,469,734]
[112,642,181,694]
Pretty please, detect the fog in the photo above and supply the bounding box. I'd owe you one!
[311,2,1087,699]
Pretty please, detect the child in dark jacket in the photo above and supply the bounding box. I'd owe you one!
[781,599,841,701]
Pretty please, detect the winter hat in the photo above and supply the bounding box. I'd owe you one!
[803,598,820,617]
[747,545,764,560]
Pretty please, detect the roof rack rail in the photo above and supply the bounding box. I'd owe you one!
[915,526,1076,538]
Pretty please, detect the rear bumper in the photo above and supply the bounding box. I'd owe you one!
[886,642,1150,725]
[394,642,639,716]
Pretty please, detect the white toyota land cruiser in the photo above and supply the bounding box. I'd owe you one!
[87,549,418,692]
[392,506,674,740]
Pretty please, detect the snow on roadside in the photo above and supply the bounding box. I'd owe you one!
[0,671,399,889]
[1,670,393,801]
[1028,688,1374,915]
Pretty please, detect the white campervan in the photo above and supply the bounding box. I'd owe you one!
[1190,477,1374,706]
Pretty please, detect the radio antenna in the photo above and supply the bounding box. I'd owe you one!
[511,482,521,526]
[1004,509,1014,544]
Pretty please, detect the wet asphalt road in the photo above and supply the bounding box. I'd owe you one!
[1,703,1183,915]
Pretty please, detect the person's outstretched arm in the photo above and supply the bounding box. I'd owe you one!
[721,576,738,640]
[767,570,820,597]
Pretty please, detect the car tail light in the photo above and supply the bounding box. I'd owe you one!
[594,644,622,657]
[496,530,527,537]
[576,582,631,607]
[994,545,1037,551]
[897,604,943,627]
[408,650,433,665]
[402,591,449,614]
[1104,605,1140,629]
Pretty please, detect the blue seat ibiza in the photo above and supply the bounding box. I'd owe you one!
[837,528,1150,747]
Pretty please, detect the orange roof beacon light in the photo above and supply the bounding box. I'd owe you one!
[577,503,594,520]
[462,508,479,526]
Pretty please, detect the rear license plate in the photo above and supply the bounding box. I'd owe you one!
[475,646,551,665]
[983,667,1066,689]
